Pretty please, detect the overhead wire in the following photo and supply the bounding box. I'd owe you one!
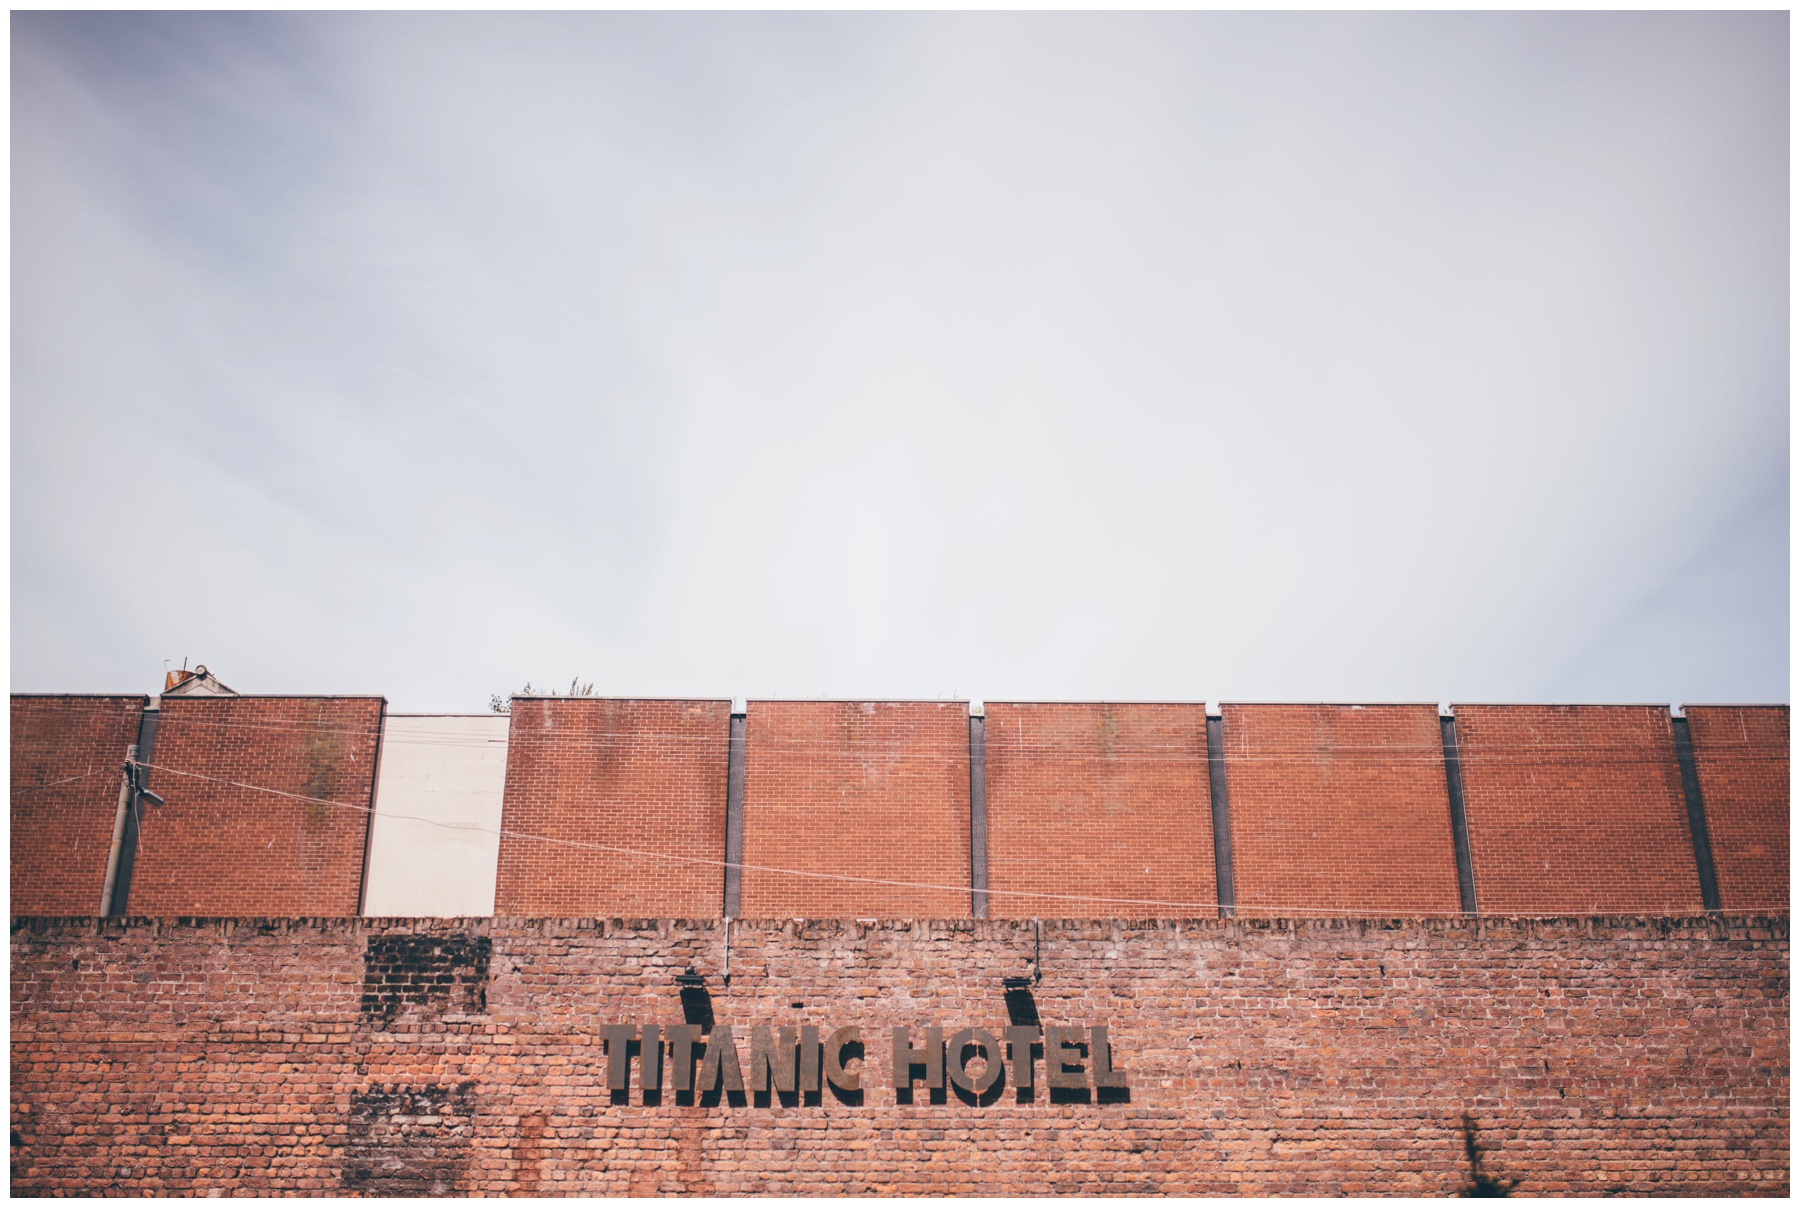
[123,703,1788,755]
[105,710,1788,763]
[126,759,1785,919]
[12,767,111,795]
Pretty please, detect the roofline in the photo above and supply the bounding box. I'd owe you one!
[512,695,730,703]
[386,713,511,719]
[989,699,1441,707]
[1668,702,1790,710]
[10,693,150,700]
[743,698,976,705]
[13,693,1785,709]
[159,693,388,702]
[1449,701,1786,709]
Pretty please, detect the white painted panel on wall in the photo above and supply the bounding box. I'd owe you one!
[362,714,508,916]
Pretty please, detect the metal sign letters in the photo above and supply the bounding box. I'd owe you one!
[593,1023,1128,1102]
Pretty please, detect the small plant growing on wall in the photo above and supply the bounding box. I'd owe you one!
[489,678,596,713]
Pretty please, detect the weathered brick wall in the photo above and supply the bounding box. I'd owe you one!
[14,695,1788,922]
[741,701,970,918]
[984,702,1215,917]
[494,699,731,918]
[1687,706,1789,914]
[11,914,1788,1196]
[10,695,146,915]
[1455,705,1702,915]
[129,697,384,917]
[1222,704,1462,915]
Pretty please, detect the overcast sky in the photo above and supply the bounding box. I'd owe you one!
[13,12,1788,710]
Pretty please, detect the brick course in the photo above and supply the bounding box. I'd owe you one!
[1455,705,1702,915]
[1686,706,1789,913]
[741,701,970,918]
[128,696,384,917]
[494,699,731,918]
[10,914,1789,1196]
[10,695,146,915]
[1222,704,1462,915]
[985,702,1215,917]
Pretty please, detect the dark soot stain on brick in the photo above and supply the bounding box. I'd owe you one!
[360,934,491,1025]
[342,1082,477,1196]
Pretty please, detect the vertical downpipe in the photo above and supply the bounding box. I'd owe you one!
[356,701,387,917]
[1670,708,1722,914]
[1205,704,1235,919]
[968,702,989,920]
[723,703,747,918]
[115,708,158,914]
[100,744,137,917]
[1439,705,1478,915]
[104,702,160,917]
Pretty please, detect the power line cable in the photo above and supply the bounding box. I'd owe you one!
[11,768,110,795]
[129,760,1783,918]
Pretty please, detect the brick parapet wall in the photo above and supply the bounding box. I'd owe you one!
[12,914,1788,1196]
[494,698,731,917]
[1454,705,1703,915]
[984,702,1216,917]
[1221,704,1463,915]
[14,696,1788,922]
[740,701,970,918]
[10,695,147,915]
[1686,706,1789,913]
[127,696,385,917]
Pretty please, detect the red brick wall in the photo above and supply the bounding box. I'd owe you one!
[741,701,969,918]
[15,694,1787,923]
[129,696,384,917]
[11,914,1788,1196]
[985,703,1215,917]
[1222,704,1463,915]
[1455,705,1701,915]
[10,695,145,915]
[1686,706,1789,913]
[494,698,730,917]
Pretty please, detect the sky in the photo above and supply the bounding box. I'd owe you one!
[12,12,1789,711]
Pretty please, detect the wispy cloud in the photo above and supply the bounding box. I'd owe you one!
[13,13,1787,706]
